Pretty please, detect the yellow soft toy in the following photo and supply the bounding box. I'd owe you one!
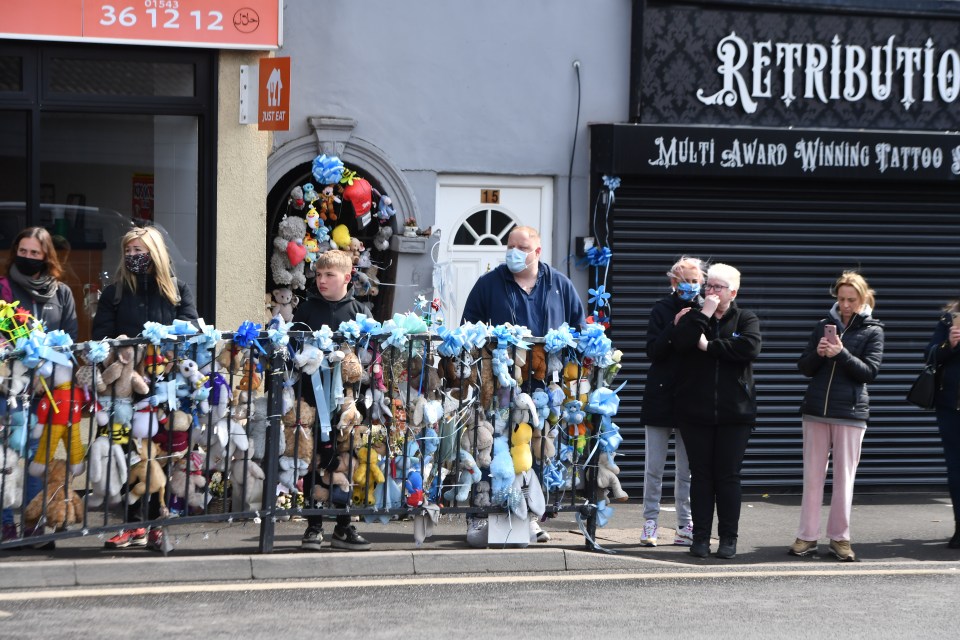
[330,223,351,251]
[510,421,533,474]
[352,447,385,506]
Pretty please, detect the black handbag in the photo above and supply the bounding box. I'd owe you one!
[906,350,938,410]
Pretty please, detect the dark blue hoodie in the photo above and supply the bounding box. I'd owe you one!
[461,263,585,335]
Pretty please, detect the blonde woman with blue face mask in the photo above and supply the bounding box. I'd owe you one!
[461,225,585,337]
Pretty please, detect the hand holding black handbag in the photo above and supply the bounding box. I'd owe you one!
[906,349,938,410]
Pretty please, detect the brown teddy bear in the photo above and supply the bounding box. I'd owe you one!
[520,344,548,384]
[336,389,366,452]
[312,451,353,505]
[597,451,629,502]
[23,460,84,531]
[460,416,494,468]
[127,437,169,516]
[282,399,316,464]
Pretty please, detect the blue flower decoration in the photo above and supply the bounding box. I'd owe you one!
[596,500,614,528]
[311,327,334,351]
[142,322,171,346]
[588,285,611,309]
[436,325,466,358]
[602,175,621,191]
[338,319,361,343]
[586,246,613,267]
[84,340,110,364]
[311,154,345,185]
[234,321,265,354]
[544,323,578,354]
[461,322,489,350]
[577,324,613,362]
[355,314,383,337]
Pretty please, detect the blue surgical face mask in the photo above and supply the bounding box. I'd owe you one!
[676,282,701,301]
[505,248,531,273]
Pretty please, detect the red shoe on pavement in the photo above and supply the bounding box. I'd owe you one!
[104,528,147,549]
[146,528,166,552]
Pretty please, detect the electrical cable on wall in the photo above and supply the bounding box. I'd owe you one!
[567,60,582,279]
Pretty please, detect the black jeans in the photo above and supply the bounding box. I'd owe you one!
[304,437,350,531]
[678,423,753,541]
[935,409,960,523]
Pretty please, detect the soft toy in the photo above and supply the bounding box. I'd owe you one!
[302,183,319,205]
[271,215,308,291]
[603,349,623,386]
[270,287,299,323]
[376,194,396,222]
[510,422,534,475]
[318,184,340,222]
[30,361,86,477]
[169,451,208,514]
[545,383,566,427]
[339,344,363,385]
[278,455,309,494]
[152,409,190,460]
[336,388,364,437]
[510,392,539,428]
[597,451,629,502]
[562,360,592,404]
[372,225,393,251]
[342,176,373,219]
[442,448,482,505]
[177,358,211,415]
[127,437,168,517]
[521,344,548,383]
[489,435,514,498]
[23,460,83,531]
[472,479,491,508]
[230,452,265,512]
[85,435,127,508]
[314,451,352,506]
[530,389,550,431]
[348,237,365,265]
[352,447,385,506]
[531,424,558,462]
[1,446,23,509]
[405,470,424,507]
[97,339,150,425]
[460,416,494,468]
[330,224,351,251]
[289,185,306,210]
[304,206,321,234]
[281,399,316,464]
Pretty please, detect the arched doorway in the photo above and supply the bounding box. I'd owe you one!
[266,161,398,322]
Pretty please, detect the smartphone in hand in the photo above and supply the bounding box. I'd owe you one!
[823,324,838,344]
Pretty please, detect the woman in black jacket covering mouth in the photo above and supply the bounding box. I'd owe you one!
[673,263,762,560]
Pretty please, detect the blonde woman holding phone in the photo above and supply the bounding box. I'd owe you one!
[790,271,884,561]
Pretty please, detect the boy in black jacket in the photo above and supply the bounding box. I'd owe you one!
[292,250,372,551]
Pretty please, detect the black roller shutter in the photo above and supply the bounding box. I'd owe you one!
[610,176,955,492]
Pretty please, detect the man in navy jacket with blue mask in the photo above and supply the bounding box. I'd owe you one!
[461,225,585,546]
[461,225,585,337]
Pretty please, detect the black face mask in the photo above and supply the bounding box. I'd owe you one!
[14,255,46,276]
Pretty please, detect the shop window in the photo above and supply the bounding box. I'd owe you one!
[0,56,22,92]
[453,209,515,246]
[47,57,195,97]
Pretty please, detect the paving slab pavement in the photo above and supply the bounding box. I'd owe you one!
[1,492,957,590]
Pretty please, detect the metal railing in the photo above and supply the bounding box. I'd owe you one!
[1,329,613,552]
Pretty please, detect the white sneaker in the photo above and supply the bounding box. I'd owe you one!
[530,518,551,543]
[640,519,658,547]
[674,522,694,546]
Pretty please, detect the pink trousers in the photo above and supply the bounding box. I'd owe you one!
[796,419,865,542]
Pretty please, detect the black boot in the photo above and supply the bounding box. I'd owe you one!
[716,536,737,559]
[689,536,710,558]
[949,523,960,549]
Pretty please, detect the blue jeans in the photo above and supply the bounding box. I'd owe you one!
[935,409,960,523]
[2,437,42,527]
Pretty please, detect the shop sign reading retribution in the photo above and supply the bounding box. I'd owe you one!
[1,0,282,50]
[639,4,960,130]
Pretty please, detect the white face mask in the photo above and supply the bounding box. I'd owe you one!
[505,248,532,273]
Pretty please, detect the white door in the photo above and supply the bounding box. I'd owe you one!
[435,175,553,325]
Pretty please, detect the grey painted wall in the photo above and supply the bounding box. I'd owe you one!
[272,0,632,315]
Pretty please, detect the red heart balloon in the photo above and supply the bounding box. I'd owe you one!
[343,177,372,217]
[287,240,307,266]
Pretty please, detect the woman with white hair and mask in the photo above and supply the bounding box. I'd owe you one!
[672,263,761,559]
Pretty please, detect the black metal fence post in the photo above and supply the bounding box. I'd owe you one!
[258,348,284,553]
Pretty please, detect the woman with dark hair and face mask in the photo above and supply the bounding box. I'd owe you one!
[1,226,78,543]
[1,226,78,340]
[91,225,197,340]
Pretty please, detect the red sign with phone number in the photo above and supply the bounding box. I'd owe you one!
[1,1,281,50]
